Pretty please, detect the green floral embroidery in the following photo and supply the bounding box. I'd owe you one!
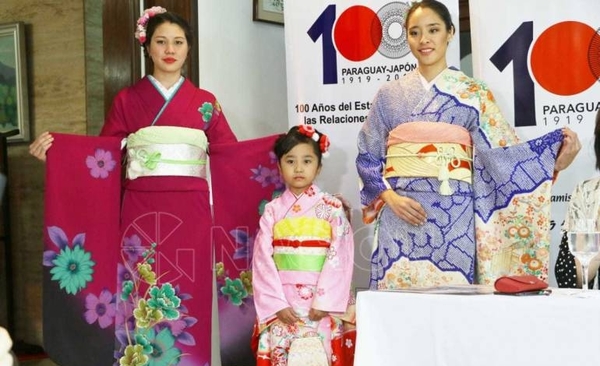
[220,277,248,306]
[137,263,157,285]
[50,245,95,295]
[133,299,164,328]
[138,328,182,366]
[134,332,153,354]
[147,283,181,320]
[215,262,225,278]
[199,102,214,122]
[240,270,253,295]
[119,344,149,366]
[121,280,134,300]
[118,241,190,365]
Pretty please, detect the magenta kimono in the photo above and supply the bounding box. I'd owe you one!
[252,185,354,366]
[102,76,236,365]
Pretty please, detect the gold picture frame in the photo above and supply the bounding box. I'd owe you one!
[0,22,30,143]
[253,0,284,25]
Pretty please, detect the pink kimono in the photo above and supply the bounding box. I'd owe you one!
[252,184,354,366]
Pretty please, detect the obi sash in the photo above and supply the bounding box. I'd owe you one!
[126,126,208,180]
[384,122,473,195]
[272,217,331,273]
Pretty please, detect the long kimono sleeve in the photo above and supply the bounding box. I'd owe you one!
[311,204,354,314]
[100,90,130,138]
[472,76,563,283]
[252,204,290,322]
[356,89,391,208]
[204,96,237,144]
[476,85,520,147]
[471,80,562,222]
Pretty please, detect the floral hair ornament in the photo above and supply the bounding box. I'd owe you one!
[297,124,330,158]
[134,6,167,45]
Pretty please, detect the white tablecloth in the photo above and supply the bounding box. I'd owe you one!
[355,288,600,366]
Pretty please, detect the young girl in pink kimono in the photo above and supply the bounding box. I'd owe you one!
[252,126,355,366]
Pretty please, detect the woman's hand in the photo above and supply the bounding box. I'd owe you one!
[308,308,329,322]
[381,190,427,226]
[276,307,300,325]
[29,131,54,162]
[554,127,581,172]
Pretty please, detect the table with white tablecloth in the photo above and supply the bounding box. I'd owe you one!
[355,288,600,366]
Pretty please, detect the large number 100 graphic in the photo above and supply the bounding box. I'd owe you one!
[307,3,411,85]
[490,20,599,127]
[306,3,600,127]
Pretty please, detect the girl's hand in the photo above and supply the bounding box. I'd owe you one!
[308,308,328,322]
[555,127,581,172]
[381,190,427,226]
[29,131,54,162]
[276,307,300,325]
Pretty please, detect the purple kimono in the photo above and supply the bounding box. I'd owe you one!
[357,68,562,289]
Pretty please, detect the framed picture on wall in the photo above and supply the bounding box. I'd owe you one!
[0,22,30,143]
[253,0,284,25]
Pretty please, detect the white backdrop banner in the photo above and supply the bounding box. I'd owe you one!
[284,0,460,287]
[470,0,600,285]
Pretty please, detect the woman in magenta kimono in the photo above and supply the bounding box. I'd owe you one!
[356,0,581,289]
[30,7,236,366]
[252,126,354,366]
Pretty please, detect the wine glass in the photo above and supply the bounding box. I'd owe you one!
[568,219,600,291]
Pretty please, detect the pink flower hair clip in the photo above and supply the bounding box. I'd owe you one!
[134,6,167,45]
[298,125,330,158]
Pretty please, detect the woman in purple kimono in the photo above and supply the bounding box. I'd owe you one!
[356,0,580,289]
[30,7,236,366]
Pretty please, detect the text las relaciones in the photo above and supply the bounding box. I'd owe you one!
[542,101,600,115]
[304,114,367,124]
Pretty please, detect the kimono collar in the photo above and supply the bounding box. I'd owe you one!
[148,75,184,100]
[418,68,448,90]
[281,184,321,205]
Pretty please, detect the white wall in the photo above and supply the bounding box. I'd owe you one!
[198,1,288,141]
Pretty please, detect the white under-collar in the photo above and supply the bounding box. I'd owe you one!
[418,69,446,90]
[148,75,184,99]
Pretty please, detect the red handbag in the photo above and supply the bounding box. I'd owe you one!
[494,275,548,294]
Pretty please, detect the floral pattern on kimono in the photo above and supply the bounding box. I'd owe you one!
[357,68,562,289]
[252,185,354,365]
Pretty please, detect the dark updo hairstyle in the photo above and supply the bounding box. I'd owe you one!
[594,109,600,170]
[143,12,193,51]
[405,0,455,35]
[274,126,324,166]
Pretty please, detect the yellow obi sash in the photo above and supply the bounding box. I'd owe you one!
[126,126,208,180]
[384,122,473,195]
[272,217,331,272]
